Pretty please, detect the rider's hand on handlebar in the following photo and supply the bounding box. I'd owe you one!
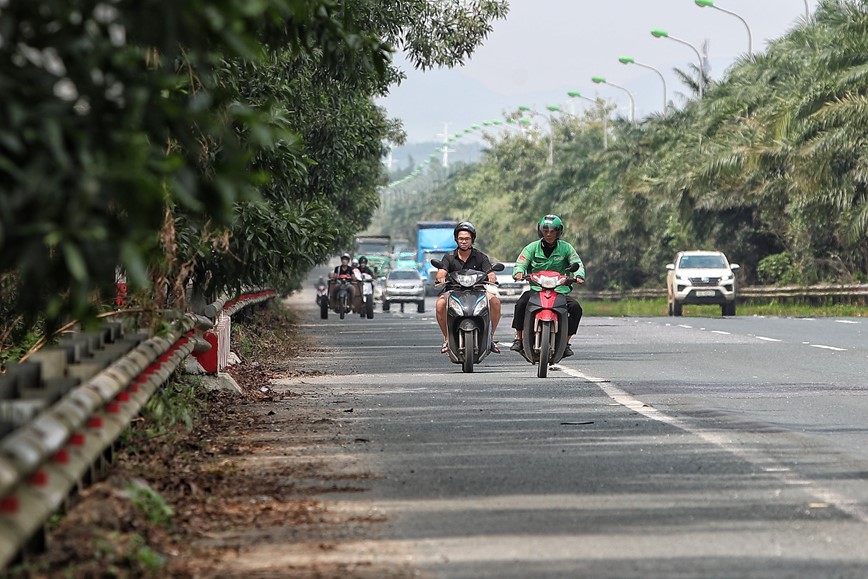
[514,272,524,281]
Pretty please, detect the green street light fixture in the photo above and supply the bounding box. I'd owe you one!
[651,28,704,98]
[591,76,635,124]
[619,56,667,114]
[694,0,752,54]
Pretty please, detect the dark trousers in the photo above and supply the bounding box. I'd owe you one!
[511,291,582,336]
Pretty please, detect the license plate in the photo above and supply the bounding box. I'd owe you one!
[695,290,715,297]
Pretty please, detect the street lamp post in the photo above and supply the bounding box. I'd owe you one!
[519,105,559,165]
[591,76,635,124]
[518,105,560,167]
[619,56,667,114]
[568,90,608,150]
[544,104,561,166]
[694,0,752,54]
[651,28,704,98]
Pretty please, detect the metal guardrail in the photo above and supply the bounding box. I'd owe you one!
[0,317,194,567]
[581,283,868,301]
[0,289,276,568]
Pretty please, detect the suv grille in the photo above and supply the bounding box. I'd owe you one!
[689,276,721,286]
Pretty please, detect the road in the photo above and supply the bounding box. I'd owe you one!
[281,274,868,578]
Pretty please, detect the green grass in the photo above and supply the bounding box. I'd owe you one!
[581,298,868,318]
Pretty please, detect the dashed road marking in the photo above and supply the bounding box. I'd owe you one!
[810,344,847,352]
[558,365,868,524]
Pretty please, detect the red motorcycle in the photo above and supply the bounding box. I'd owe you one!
[517,263,580,378]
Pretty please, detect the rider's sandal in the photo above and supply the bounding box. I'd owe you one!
[490,341,500,353]
[441,341,449,354]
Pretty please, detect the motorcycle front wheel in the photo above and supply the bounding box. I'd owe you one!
[461,328,475,373]
[537,320,553,378]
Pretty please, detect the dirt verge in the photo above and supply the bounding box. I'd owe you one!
[10,300,414,578]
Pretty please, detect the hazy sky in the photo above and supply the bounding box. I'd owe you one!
[379,0,820,144]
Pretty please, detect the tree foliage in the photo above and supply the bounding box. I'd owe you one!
[0,0,508,346]
[377,0,868,290]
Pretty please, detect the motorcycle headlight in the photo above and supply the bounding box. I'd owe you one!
[449,294,464,316]
[456,273,476,288]
[536,274,560,289]
[473,295,488,316]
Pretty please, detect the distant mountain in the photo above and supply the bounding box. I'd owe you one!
[386,141,486,172]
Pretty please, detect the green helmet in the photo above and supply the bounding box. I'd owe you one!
[537,214,564,239]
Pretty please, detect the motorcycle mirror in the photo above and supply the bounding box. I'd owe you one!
[568,262,581,272]
[430,259,444,269]
[490,263,505,272]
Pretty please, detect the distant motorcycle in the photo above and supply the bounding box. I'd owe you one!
[330,273,356,320]
[517,263,581,378]
[316,278,329,319]
[431,259,504,373]
[358,273,375,319]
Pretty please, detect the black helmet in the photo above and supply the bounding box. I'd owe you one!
[454,221,477,243]
[537,214,564,239]
[358,256,368,265]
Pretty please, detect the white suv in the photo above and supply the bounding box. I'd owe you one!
[493,262,529,301]
[666,251,740,316]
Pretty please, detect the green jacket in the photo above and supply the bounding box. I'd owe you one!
[514,240,585,294]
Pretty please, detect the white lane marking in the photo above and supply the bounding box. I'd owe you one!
[756,336,781,342]
[711,330,730,335]
[677,325,692,329]
[557,365,868,524]
[810,344,847,352]
[836,320,859,324]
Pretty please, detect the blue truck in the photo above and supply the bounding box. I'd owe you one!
[416,220,458,295]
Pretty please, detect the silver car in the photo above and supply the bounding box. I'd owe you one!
[382,268,426,313]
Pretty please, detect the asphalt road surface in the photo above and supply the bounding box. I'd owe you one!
[283,272,868,578]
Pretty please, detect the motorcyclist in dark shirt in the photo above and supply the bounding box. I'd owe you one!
[434,221,502,354]
[354,256,376,279]
[329,252,356,303]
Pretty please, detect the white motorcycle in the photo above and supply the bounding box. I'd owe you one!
[358,273,375,319]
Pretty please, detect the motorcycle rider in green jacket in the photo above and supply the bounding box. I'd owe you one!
[510,214,585,357]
